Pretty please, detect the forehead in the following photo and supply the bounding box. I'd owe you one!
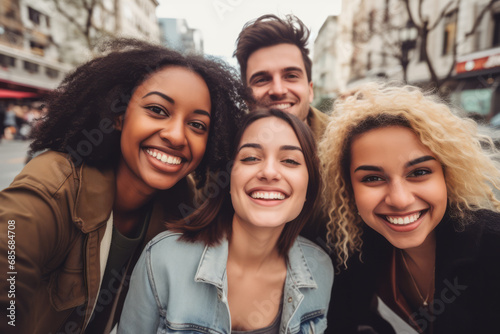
[137,66,204,90]
[240,117,300,146]
[350,126,434,163]
[246,44,305,76]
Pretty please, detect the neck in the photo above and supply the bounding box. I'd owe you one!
[403,231,436,271]
[228,215,285,272]
[401,231,436,299]
[113,162,157,237]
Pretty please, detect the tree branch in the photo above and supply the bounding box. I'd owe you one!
[465,0,500,37]
[418,0,424,23]
[428,0,459,31]
[53,0,84,34]
[403,0,419,27]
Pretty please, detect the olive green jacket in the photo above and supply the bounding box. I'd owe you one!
[0,151,191,334]
[308,106,330,143]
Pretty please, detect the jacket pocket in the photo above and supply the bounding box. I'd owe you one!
[48,239,86,311]
[300,312,327,334]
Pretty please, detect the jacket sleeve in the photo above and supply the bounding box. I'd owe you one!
[118,246,161,334]
[0,166,75,334]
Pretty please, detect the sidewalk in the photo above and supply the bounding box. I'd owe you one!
[0,139,30,191]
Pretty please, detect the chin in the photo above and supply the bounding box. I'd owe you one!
[388,237,426,251]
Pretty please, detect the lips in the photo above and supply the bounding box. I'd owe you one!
[145,148,183,165]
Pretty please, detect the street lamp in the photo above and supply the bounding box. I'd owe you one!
[400,20,418,83]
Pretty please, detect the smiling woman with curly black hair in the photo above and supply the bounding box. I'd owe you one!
[0,38,249,334]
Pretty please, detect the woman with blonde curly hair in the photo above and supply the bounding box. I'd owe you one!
[321,82,500,334]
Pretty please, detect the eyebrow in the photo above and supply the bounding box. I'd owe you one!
[237,143,303,153]
[248,66,305,84]
[143,91,173,103]
[143,91,211,118]
[353,155,436,172]
[405,155,436,167]
[282,66,304,74]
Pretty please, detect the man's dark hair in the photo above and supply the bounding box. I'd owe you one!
[233,14,312,84]
[168,108,321,259]
[29,38,249,187]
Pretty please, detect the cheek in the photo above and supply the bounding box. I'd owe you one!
[191,135,209,163]
[251,87,266,100]
[431,177,448,212]
[297,172,309,200]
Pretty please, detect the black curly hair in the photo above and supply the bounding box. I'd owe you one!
[30,38,250,187]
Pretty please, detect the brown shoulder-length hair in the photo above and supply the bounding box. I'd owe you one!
[233,14,312,85]
[168,109,321,258]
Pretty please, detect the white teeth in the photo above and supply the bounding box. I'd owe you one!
[146,149,182,165]
[386,212,422,225]
[250,191,286,200]
[272,103,292,110]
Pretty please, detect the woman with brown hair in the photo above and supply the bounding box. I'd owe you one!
[119,109,333,333]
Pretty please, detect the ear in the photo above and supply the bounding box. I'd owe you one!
[308,81,314,104]
[114,115,124,131]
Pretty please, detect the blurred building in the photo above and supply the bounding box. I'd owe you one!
[158,18,204,54]
[312,16,339,111]
[0,0,71,98]
[0,0,160,101]
[336,0,500,120]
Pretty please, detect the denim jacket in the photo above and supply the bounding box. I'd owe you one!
[118,231,334,334]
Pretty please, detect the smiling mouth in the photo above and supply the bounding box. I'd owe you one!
[383,210,426,225]
[250,191,286,200]
[146,148,182,165]
[270,103,293,110]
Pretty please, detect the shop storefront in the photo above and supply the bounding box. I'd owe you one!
[453,47,500,124]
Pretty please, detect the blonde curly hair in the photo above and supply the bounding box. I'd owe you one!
[319,82,500,269]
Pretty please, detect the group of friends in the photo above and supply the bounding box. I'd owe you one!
[0,14,499,334]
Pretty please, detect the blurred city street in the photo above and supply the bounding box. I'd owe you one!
[0,139,30,191]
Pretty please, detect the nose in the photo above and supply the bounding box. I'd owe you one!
[385,179,415,209]
[257,159,281,181]
[158,118,186,149]
[269,77,287,96]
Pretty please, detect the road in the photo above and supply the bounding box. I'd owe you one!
[0,140,30,191]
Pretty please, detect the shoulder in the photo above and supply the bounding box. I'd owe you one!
[10,151,76,195]
[296,235,331,257]
[469,210,500,253]
[144,231,206,267]
[308,107,331,141]
[296,236,334,281]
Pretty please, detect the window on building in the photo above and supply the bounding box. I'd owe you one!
[46,67,59,78]
[24,61,39,73]
[30,41,45,56]
[442,11,457,55]
[492,12,500,47]
[0,54,16,68]
[367,52,372,71]
[28,7,42,25]
[3,28,23,46]
[46,16,50,28]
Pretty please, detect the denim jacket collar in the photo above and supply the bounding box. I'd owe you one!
[194,237,319,333]
[195,238,318,289]
[194,239,229,289]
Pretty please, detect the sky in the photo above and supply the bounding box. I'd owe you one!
[156,0,342,67]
